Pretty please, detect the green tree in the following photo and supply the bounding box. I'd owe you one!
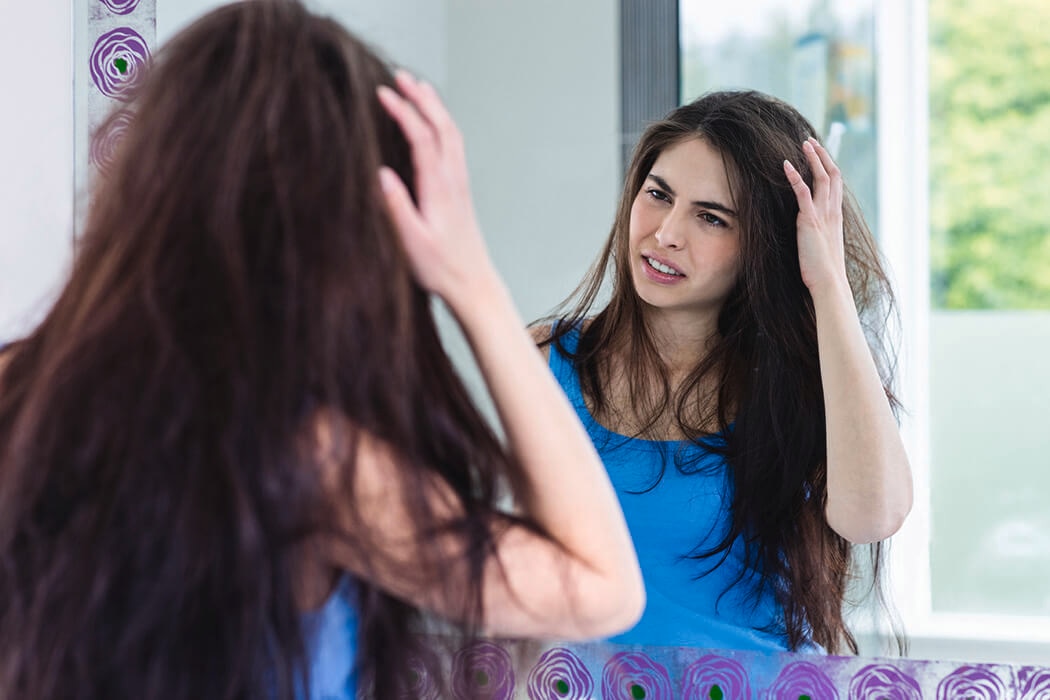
[930,0,1050,308]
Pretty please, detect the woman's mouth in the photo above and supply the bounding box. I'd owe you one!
[644,256,684,277]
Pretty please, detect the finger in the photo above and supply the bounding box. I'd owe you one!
[412,79,462,145]
[802,139,830,207]
[784,159,816,216]
[808,137,843,208]
[394,71,463,158]
[377,85,439,195]
[377,84,436,149]
[392,72,447,137]
[379,166,427,246]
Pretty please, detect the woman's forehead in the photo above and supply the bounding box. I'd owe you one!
[648,137,735,208]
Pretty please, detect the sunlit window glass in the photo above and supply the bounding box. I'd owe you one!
[928,0,1050,617]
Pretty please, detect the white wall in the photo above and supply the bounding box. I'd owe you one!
[0,4,75,341]
[445,0,621,325]
[158,0,447,84]
[435,0,620,414]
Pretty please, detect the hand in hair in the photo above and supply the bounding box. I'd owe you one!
[364,72,645,638]
[784,137,847,296]
[785,138,913,544]
[376,71,494,309]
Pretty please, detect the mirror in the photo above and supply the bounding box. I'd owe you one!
[13,0,1044,678]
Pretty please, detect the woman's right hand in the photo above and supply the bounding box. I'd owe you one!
[368,73,644,641]
[376,71,496,305]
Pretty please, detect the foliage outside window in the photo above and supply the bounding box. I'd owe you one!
[929,0,1050,309]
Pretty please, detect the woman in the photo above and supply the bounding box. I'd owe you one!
[0,2,643,698]
[535,90,912,654]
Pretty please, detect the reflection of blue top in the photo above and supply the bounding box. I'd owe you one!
[549,328,791,651]
[299,576,358,699]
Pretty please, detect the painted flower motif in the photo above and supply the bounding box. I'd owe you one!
[767,660,839,700]
[399,647,442,700]
[89,109,134,176]
[98,0,142,15]
[450,641,515,700]
[680,654,751,700]
[1019,667,1050,700]
[848,664,922,700]
[526,647,593,699]
[935,665,1007,700]
[601,651,674,700]
[90,27,151,100]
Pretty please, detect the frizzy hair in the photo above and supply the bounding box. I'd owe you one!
[0,1,535,698]
[541,90,902,654]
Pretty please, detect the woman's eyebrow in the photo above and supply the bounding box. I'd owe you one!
[646,173,737,217]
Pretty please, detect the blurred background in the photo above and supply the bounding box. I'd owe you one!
[1,0,1048,666]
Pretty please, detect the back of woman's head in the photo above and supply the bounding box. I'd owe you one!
[0,2,509,698]
[80,0,420,408]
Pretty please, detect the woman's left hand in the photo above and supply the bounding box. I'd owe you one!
[784,137,848,295]
[786,138,914,543]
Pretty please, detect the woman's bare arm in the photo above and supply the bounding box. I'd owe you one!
[324,71,643,640]
[786,138,913,544]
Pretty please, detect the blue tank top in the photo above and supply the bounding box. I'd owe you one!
[299,576,358,699]
[549,327,792,651]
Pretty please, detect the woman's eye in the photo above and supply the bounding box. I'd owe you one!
[699,212,726,227]
[646,188,671,203]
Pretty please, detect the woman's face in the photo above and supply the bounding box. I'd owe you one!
[627,136,742,321]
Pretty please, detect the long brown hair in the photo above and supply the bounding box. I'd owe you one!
[541,90,901,654]
[0,2,528,697]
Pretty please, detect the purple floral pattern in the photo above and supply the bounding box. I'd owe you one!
[849,664,922,700]
[89,27,151,100]
[768,660,839,700]
[416,641,1049,698]
[450,641,514,700]
[89,109,133,175]
[399,648,442,700]
[1020,667,1050,700]
[680,654,751,700]
[601,651,674,700]
[526,647,593,699]
[936,665,1006,699]
[98,0,142,15]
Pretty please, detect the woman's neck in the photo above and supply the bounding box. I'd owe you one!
[643,307,721,380]
[594,310,725,439]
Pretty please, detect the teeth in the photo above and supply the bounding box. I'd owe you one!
[646,257,681,276]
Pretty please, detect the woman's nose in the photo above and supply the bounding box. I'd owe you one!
[654,217,684,249]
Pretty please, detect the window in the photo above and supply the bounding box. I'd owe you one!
[926,0,1050,626]
[677,0,1050,663]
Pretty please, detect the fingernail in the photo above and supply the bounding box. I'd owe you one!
[784,159,796,171]
[378,166,396,191]
[802,140,814,152]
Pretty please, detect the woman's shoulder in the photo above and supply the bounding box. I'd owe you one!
[529,318,595,341]
[527,318,594,362]
[527,323,552,346]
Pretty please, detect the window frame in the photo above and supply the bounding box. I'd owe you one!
[876,0,1050,664]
